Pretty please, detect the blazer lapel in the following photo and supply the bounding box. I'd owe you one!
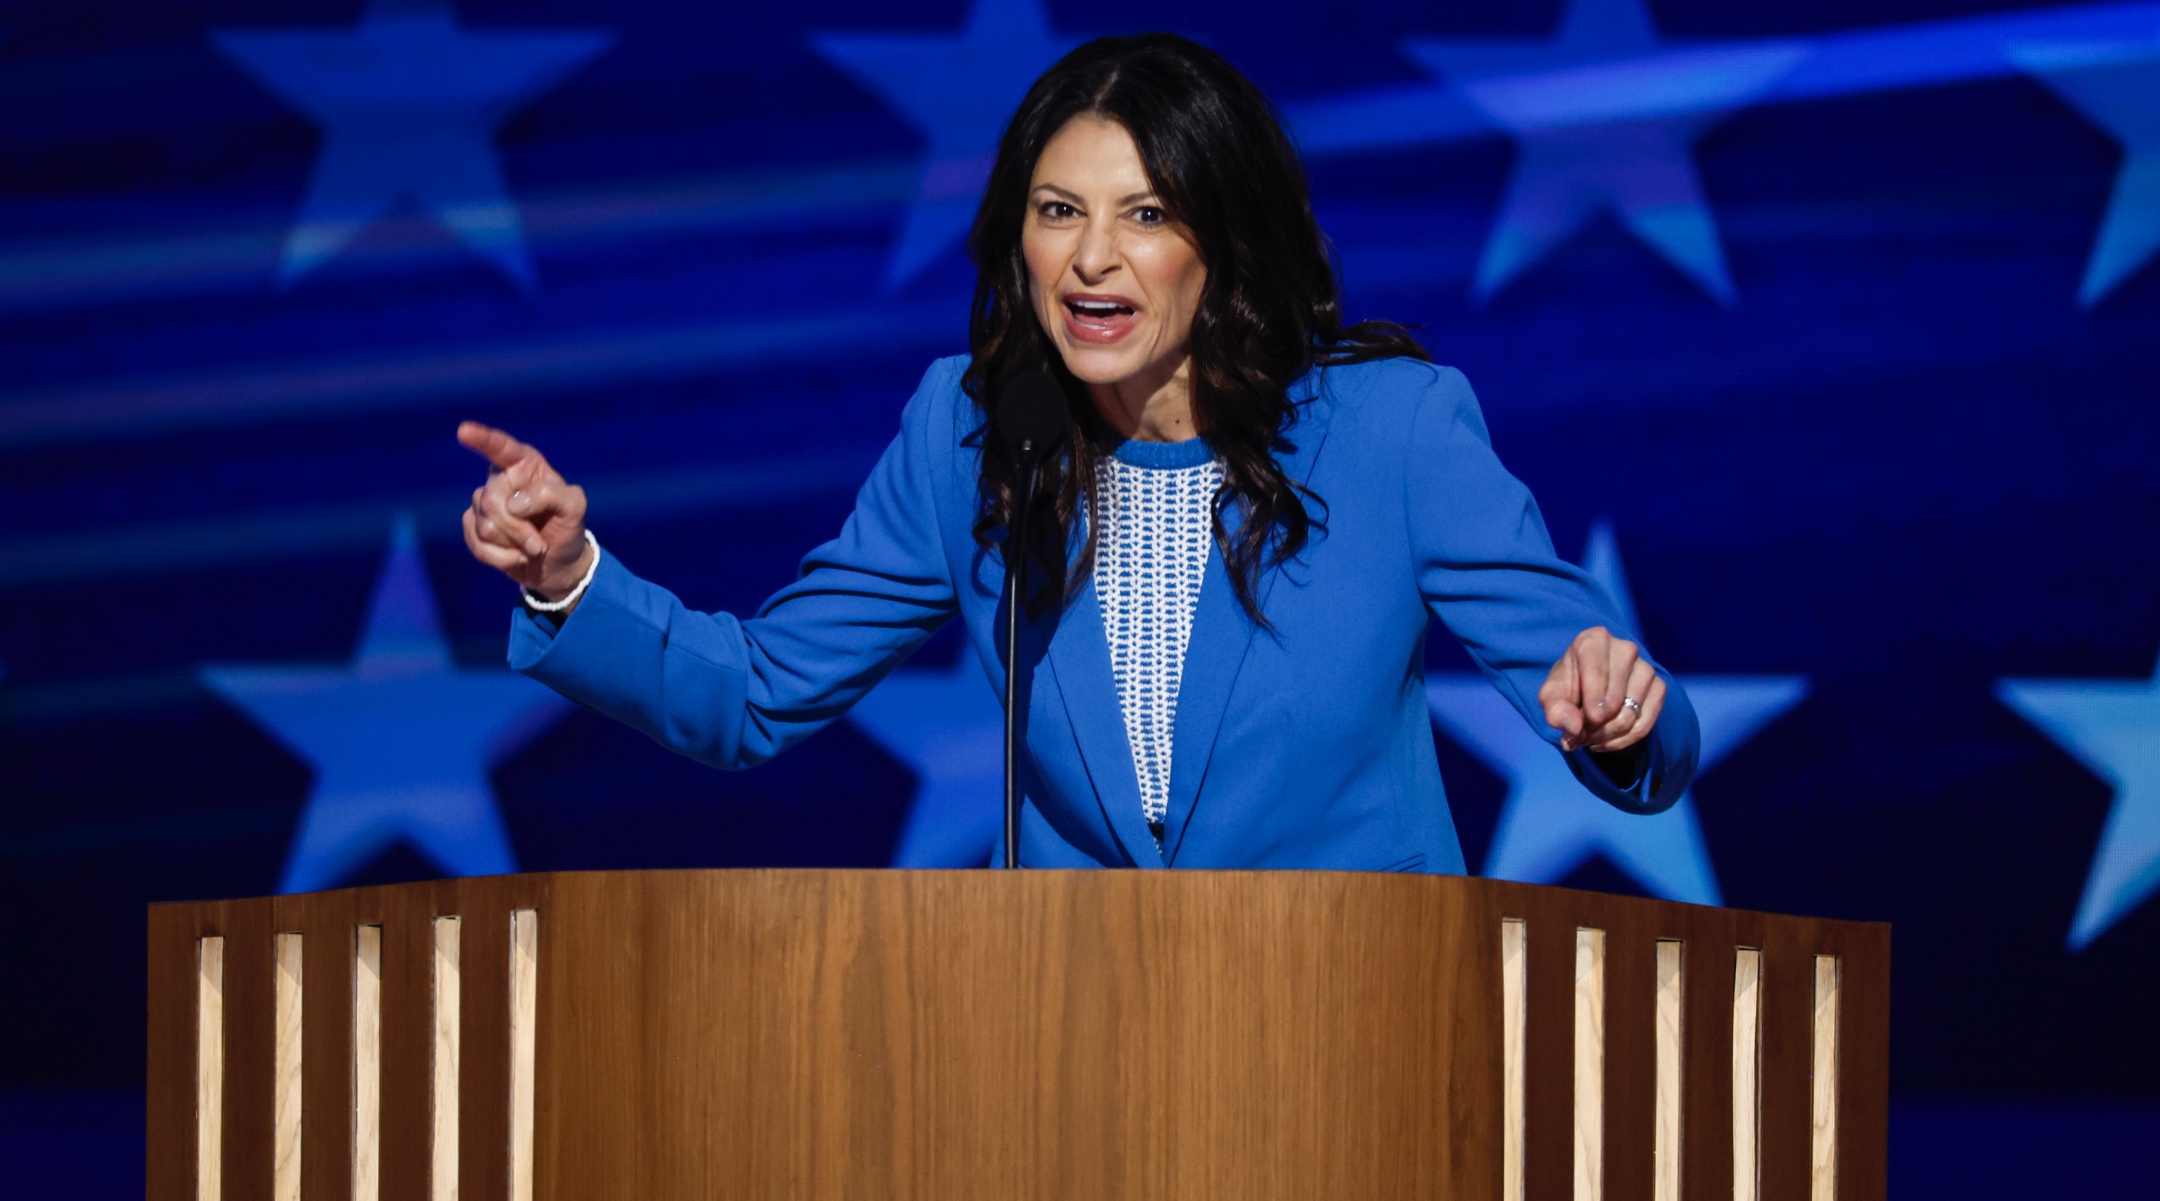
[1157,546,1258,862]
[1159,388,1335,864]
[1044,577,1164,867]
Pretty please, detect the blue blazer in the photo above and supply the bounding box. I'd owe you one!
[509,356,1700,871]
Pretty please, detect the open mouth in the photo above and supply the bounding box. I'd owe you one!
[1062,295,1139,343]
[1066,298,1135,321]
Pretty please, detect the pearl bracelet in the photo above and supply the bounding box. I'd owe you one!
[521,530,602,613]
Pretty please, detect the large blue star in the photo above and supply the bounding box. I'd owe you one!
[1999,650,2160,951]
[1427,523,1807,904]
[846,653,1004,867]
[811,0,1085,288]
[201,515,570,894]
[2010,32,2160,306]
[1400,0,1806,304]
[212,0,611,289]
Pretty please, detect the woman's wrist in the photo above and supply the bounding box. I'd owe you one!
[523,530,601,613]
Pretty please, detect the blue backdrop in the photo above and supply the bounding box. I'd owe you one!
[2,0,2157,1192]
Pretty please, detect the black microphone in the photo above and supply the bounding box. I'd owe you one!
[996,368,1070,465]
[993,369,1071,869]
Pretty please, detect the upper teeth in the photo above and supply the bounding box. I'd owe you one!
[1074,300,1123,313]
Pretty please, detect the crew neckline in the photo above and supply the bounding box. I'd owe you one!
[1107,435,1215,469]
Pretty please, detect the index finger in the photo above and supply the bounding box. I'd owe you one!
[1574,629,1611,721]
[457,421,538,472]
[1542,648,1585,747]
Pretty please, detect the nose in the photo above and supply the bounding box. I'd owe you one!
[1071,214,1120,285]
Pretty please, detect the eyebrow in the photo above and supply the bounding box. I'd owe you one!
[1030,183,1160,206]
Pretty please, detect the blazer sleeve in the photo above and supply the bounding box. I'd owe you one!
[1400,364,1701,814]
[505,360,964,769]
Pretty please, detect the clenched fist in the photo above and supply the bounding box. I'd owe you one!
[1539,626,1665,754]
[457,422,593,605]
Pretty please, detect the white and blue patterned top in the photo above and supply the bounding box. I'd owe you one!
[1093,436,1224,837]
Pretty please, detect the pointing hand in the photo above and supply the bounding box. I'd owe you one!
[456,422,592,605]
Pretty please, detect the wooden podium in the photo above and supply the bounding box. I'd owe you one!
[148,871,1887,1201]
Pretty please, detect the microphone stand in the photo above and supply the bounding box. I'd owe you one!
[1002,451,1044,870]
[991,367,1068,870]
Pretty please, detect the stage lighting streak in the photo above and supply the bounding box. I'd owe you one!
[2,2,2151,312]
[1288,0,2160,302]
[0,160,919,313]
[1772,1,2160,101]
[0,449,879,591]
[0,199,2078,460]
[1283,88,1489,154]
[1453,45,1810,133]
[0,308,957,448]
[1285,1,2160,157]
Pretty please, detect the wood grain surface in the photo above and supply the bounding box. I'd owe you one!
[1501,918,1527,1201]
[197,936,226,1201]
[1810,957,1841,1201]
[431,916,458,1201]
[1573,927,1606,1201]
[1731,946,1763,1201]
[353,924,381,1201]
[147,870,1887,1201]
[271,932,302,1201]
[1653,941,1683,1201]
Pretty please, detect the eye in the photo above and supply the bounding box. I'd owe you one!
[1036,200,1078,221]
[1133,206,1167,225]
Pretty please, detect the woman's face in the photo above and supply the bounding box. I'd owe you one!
[1023,116,1207,398]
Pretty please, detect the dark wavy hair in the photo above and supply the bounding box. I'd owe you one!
[965,33,1428,621]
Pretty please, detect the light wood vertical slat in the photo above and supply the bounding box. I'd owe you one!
[1733,948,1764,1201]
[433,916,462,1201]
[1501,918,1527,1201]
[1574,927,1606,1201]
[197,937,226,1201]
[1810,957,1841,1201]
[273,933,304,1201]
[509,909,539,1201]
[354,926,383,1201]
[1654,940,1684,1201]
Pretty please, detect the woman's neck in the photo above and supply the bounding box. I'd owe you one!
[1086,355,1198,443]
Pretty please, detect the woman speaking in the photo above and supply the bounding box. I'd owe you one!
[458,34,1700,871]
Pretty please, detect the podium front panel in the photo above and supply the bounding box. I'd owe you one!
[148,870,1888,1201]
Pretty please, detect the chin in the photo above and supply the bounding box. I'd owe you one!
[1052,340,1149,387]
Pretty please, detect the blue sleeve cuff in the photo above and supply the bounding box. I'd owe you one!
[503,553,756,767]
[1559,675,1702,816]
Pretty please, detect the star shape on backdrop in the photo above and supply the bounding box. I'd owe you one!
[212,0,611,290]
[811,0,1086,288]
[1427,523,1808,904]
[846,653,1005,867]
[2009,33,2160,307]
[201,514,571,894]
[1999,649,2160,951]
[1401,0,1808,305]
